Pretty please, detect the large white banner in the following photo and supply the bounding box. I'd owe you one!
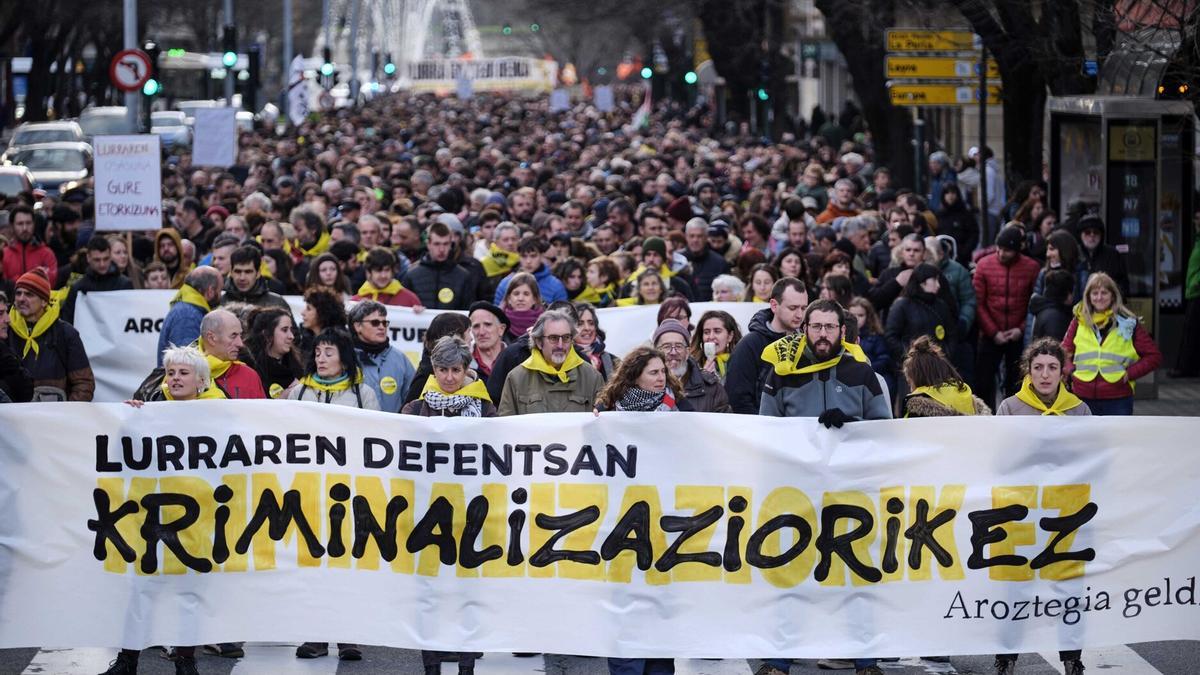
[0,403,1198,656]
[93,135,163,231]
[74,290,760,401]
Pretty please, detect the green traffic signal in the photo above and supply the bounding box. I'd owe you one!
[222,51,237,68]
[321,62,335,77]
[757,87,769,101]
[640,66,653,79]
[167,48,185,57]
[502,23,513,35]
[684,71,698,85]
[530,23,540,32]
[142,79,160,96]
[383,62,396,76]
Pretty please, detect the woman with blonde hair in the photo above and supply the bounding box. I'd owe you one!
[1062,272,1161,415]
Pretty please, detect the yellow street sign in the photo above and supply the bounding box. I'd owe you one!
[886,56,999,80]
[888,83,1001,106]
[886,29,979,52]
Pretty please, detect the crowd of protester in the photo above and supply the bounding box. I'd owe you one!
[1,88,1197,675]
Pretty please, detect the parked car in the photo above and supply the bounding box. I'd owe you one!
[236,110,255,132]
[0,165,35,197]
[150,111,191,149]
[175,100,222,126]
[79,107,135,140]
[2,121,85,162]
[3,142,93,195]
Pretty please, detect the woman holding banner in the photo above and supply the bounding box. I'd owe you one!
[112,344,224,675]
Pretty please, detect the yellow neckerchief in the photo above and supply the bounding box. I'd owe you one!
[160,382,227,401]
[521,346,586,383]
[420,375,492,402]
[481,244,519,277]
[1015,376,1084,415]
[298,230,331,258]
[356,279,404,300]
[259,259,273,279]
[299,369,364,393]
[170,284,211,313]
[908,383,978,416]
[714,352,731,377]
[356,249,369,263]
[575,283,616,305]
[9,302,61,357]
[752,296,768,303]
[197,337,243,380]
[631,263,677,280]
[50,286,70,304]
[1073,302,1116,331]
[760,334,868,376]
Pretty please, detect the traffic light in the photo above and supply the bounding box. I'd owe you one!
[756,87,769,101]
[640,66,653,79]
[683,70,697,85]
[244,45,260,111]
[221,25,237,68]
[142,40,161,97]
[383,53,396,76]
[502,23,513,35]
[529,23,540,32]
[321,47,334,78]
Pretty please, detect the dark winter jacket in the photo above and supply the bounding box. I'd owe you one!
[680,358,732,413]
[758,339,892,420]
[5,319,94,401]
[401,254,476,310]
[935,202,978,266]
[61,264,134,323]
[222,277,291,310]
[724,308,787,414]
[1081,243,1130,297]
[0,339,34,402]
[1027,294,1073,342]
[682,248,729,302]
[973,251,1041,338]
[885,293,958,361]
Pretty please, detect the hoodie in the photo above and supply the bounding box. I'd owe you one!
[154,229,189,289]
[493,263,567,305]
[724,307,787,414]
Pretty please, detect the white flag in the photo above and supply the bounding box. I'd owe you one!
[287,54,309,126]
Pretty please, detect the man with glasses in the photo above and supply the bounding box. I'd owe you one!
[755,298,891,675]
[350,300,415,413]
[652,318,730,412]
[497,309,603,415]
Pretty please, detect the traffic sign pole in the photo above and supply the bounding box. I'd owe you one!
[123,0,138,132]
[979,45,989,244]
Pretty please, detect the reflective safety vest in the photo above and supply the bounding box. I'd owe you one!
[1073,314,1139,383]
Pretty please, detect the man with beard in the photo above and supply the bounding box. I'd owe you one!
[724,277,809,413]
[3,205,57,283]
[507,186,536,226]
[61,236,133,323]
[652,318,730,412]
[222,246,290,309]
[498,309,603,415]
[154,228,188,289]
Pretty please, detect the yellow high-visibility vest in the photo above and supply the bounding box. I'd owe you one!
[1073,315,1139,383]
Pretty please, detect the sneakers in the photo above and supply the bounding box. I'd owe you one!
[296,642,330,658]
[855,667,884,675]
[174,656,199,675]
[994,656,1016,675]
[338,644,363,661]
[203,643,244,658]
[753,665,788,675]
[817,659,856,670]
[98,651,138,675]
[1063,659,1085,675]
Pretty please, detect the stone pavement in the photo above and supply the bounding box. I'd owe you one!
[1136,376,1200,416]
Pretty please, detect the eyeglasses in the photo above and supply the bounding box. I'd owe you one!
[807,323,842,334]
[360,319,390,328]
[541,334,572,344]
[657,343,688,353]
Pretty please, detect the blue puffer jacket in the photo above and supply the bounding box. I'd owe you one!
[157,301,206,366]
[356,342,417,413]
[493,263,567,305]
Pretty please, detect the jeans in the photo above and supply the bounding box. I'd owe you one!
[606,658,675,674]
[763,658,877,670]
[998,650,1082,661]
[1081,396,1134,416]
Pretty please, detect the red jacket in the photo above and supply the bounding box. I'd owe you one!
[972,251,1040,337]
[1062,318,1162,400]
[3,240,58,283]
[216,362,267,399]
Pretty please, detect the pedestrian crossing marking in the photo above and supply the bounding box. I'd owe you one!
[21,647,114,674]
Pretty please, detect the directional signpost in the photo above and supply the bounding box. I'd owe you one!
[889,83,1001,106]
[886,55,999,80]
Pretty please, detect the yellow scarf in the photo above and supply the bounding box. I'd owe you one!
[760,334,869,376]
[9,302,61,357]
[299,369,363,393]
[908,383,978,416]
[160,382,227,401]
[298,230,331,258]
[170,284,211,313]
[420,375,492,402]
[616,296,653,307]
[714,352,731,377]
[575,283,616,305]
[1015,376,1084,415]
[197,337,242,380]
[481,244,519,277]
[356,279,404,300]
[752,296,768,303]
[259,259,273,279]
[631,263,677,280]
[521,346,586,383]
[1074,303,1114,331]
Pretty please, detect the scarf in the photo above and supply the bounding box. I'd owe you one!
[9,302,61,357]
[160,381,227,401]
[198,337,243,380]
[504,306,543,338]
[298,231,332,258]
[575,283,617,306]
[481,244,519,277]
[615,386,673,411]
[760,334,869,376]
[908,383,978,416]
[752,296,769,303]
[356,279,405,300]
[299,370,362,394]
[1073,303,1115,331]
[521,346,586,383]
[421,375,491,417]
[713,352,731,378]
[1015,376,1084,415]
[170,284,211,313]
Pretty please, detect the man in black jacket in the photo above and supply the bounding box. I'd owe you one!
[724,278,808,414]
[1077,216,1130,296]
[222,246,290,310]
[62,236,133,323]
[682,218,729,301]
[401,220,475,310]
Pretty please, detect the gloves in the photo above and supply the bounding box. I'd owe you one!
[817,408,856,429]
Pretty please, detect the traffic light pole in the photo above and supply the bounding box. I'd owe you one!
[224,0,235,107]
[282,0,292,119]
[123,0,139,132]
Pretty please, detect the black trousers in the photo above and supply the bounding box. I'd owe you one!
[975,337,1024,411]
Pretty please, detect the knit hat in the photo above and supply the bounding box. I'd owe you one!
[995,225,1025,252]
[205,205,230,220]
[653,318,691,345]
[666,196,693,224]
[15,268,51,303]
[1077,216,1105,234]
[468,301,510,329]
[642,237,668,259]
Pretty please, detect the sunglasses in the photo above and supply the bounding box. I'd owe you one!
[360,319,390,328]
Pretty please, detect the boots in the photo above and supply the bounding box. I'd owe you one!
[98,650,139,675]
